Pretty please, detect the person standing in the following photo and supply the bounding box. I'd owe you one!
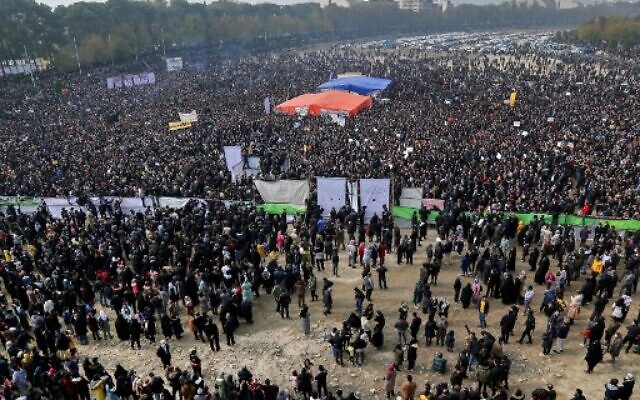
[279,291,291,319]
[377,264,388,290]
[407,339,418,371]
[314,365,328,398]
[224,313,237,346]
[384,362,397,399]
[323,287,333,316]
[189,349,202,377]
[332,250,340,277]
[294,279,306,308]
[329,328,343,366]
[400,374,417,400]
[300,305,311,335]
[204,318,220,352]
[363,273,374,301]
[129,318,142,349]
[554,318,571,353]
[309,273,318,302]
[156,340,171,368]
[523,286,535,314]
[620,373,635,400]
[454,275,462,303]
[478,296,489,328]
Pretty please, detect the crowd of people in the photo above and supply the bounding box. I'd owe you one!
[0,34,638,400]
[1,39,639,218]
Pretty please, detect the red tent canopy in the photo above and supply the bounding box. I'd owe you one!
[275,90,372,116]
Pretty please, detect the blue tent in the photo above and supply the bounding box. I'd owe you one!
[317,76,392,95]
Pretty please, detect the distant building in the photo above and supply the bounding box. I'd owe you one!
[398,0,426,12]
[431,0,450,12]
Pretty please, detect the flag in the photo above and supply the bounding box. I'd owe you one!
[264,97,271,115]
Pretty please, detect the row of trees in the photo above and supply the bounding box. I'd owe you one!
[2,0,640,70]
[571,16,640,49]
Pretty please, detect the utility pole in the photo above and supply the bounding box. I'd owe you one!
[108,33,114,67]
[23,44,35,87]
[160,28,166,56]
[73,35,82,73]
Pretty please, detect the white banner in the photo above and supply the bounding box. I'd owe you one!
[399,187,422,208]
[223,146,243,173]
[107,72,155,89]
[360,178,390,221]
[255,180,309,206]
[166,57,183,72]
[232,162,244,184]
[157,197,191,209]
[264,97,271,115]
[247,156,261,170]
[317,177,346,217]
[179,111,198,122]
[348,181,359,211]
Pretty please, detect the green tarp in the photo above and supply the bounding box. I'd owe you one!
[257,203,306,215]
[391,206,640,231]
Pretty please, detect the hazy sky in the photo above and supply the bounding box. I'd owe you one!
[38,0,498,9]
[38,0,330,8]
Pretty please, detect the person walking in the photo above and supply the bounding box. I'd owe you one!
[585,339,603,373]
[518,310,536,344]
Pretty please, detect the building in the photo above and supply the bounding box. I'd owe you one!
[398,0,426,12]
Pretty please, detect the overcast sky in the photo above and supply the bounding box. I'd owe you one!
[38,0,326,8]
[38,0,498,9]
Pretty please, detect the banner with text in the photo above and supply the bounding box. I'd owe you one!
[107,72,156,89]
[168,121,192,131]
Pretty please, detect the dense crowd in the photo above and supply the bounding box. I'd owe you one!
[0,37,638,400]
[1,44,639,218]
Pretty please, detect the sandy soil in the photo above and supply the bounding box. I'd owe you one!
[75,229,640,399]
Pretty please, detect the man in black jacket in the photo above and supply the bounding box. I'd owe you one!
[156,340,171,368]
[129,318,142,349]
[315,365,328,398]
[205,318,221,351]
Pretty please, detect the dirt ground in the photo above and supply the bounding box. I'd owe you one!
[77,229,640,399]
